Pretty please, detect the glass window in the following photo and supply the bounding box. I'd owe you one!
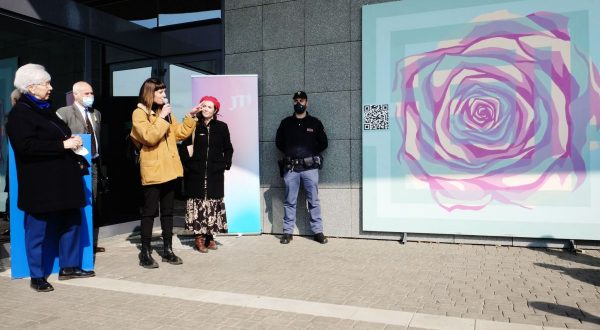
[169,64,205,119]
[159,10,221,27]
[74,0,221,29]
[112,67,153,96]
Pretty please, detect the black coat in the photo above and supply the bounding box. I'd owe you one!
[181,119,233,199]
[7,95,85,213]
[275,112,328,158]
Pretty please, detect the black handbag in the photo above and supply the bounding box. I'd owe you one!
[75,155,90,175]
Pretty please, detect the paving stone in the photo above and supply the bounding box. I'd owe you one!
[492,315,510,322]
[383,326,407,330]
[546,314,580,324]
[543,321,568,328]
[481,310,504,319]
[2,235,600,329]
[576,321,600,330]
[523,314,548,324]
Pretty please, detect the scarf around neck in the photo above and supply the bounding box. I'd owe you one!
[25,93,51,110]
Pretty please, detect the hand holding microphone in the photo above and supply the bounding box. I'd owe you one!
[160,97,172,121]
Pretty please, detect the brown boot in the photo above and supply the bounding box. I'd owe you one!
[207,239,218,250]
[206,234,218,250]
[195,235,208,253]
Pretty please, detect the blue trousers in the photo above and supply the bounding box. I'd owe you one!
[283,169,323,234]
[24,209,82,278]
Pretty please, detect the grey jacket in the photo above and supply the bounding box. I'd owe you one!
[56,103,101,143]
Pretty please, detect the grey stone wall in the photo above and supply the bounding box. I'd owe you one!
[222,0,594,249]
[224,0,392,240]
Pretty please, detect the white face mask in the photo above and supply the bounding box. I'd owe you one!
[82,96,94,108]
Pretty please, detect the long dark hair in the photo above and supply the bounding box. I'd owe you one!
[138,78,166,110]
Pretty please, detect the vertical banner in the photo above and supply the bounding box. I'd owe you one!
[191,75,261,234]
[10,135,94,279]
[362,0,600,239]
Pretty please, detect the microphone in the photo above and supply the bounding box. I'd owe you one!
[163,97,172,123]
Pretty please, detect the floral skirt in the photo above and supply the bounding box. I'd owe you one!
[185,198,228,235]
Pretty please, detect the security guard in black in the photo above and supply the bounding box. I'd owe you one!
[275,110,328,160]
[276,91,329,245]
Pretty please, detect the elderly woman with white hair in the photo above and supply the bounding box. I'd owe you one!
[7,63,95,292]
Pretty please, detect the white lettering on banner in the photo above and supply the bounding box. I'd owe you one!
[230,95,252,111]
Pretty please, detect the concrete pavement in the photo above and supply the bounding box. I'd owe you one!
[0,230,599,329]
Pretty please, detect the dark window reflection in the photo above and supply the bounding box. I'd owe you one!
[74,0,221,29]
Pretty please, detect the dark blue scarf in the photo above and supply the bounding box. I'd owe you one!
[25,93,51,110]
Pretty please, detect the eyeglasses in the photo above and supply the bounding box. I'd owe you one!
[35,81,52,87]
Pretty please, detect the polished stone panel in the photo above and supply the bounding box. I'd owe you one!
[263,47,304,95]
[225,6,262,54]
[305,43,351,92]
[305,0,351,45]
[263,1,304,50]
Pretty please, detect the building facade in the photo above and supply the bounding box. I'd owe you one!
[0,0,590,248]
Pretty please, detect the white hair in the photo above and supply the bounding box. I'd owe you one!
[10,89,21,106]
[72,81,91,95]
[13,63,51,93]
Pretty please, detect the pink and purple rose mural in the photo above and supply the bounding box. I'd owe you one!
[394,11,600,211]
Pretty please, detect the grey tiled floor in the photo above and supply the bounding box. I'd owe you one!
[0,231,599,329]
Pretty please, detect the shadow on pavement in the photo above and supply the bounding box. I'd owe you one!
[540,248,600,268]
[175,231,226,250]
[123,227,220,257]
[176,234,196,249]
[534,263,600,287]
[0,257,9,273]
[529,301,600,325]
[124,226,169,253]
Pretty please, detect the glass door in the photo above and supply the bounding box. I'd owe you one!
[103,58,160,225]
[101,54,218,226]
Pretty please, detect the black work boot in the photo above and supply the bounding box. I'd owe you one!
[162,237,183,265]
[280,233,293,244]
[314,233,328,244]
[139,243,158,268]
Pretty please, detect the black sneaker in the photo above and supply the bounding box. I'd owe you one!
[314,233,328,244]
[280,233,293,244]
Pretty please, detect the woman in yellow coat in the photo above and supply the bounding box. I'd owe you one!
[130,78,200,268]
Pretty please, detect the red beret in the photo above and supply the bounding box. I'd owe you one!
[199,96,220,113]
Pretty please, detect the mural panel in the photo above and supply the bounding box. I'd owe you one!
[362,0,600,239]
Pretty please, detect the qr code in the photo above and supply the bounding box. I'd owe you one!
[363,104,389,130]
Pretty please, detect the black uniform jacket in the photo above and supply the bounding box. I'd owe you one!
[180,119,233,199]
[275,112,328,158]
[7,95,85,213]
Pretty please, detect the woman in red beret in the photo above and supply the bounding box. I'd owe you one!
[180,96,233,253]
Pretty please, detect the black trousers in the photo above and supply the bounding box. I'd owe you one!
[140,179,176,245]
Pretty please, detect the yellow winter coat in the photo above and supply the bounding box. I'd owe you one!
[130,103,196,185]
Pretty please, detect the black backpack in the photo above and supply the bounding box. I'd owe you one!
[125,135,141,166]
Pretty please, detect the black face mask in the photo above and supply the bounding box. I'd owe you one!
[294,103,306,114]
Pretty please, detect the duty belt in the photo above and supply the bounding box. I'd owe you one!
[284,155,322,170]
